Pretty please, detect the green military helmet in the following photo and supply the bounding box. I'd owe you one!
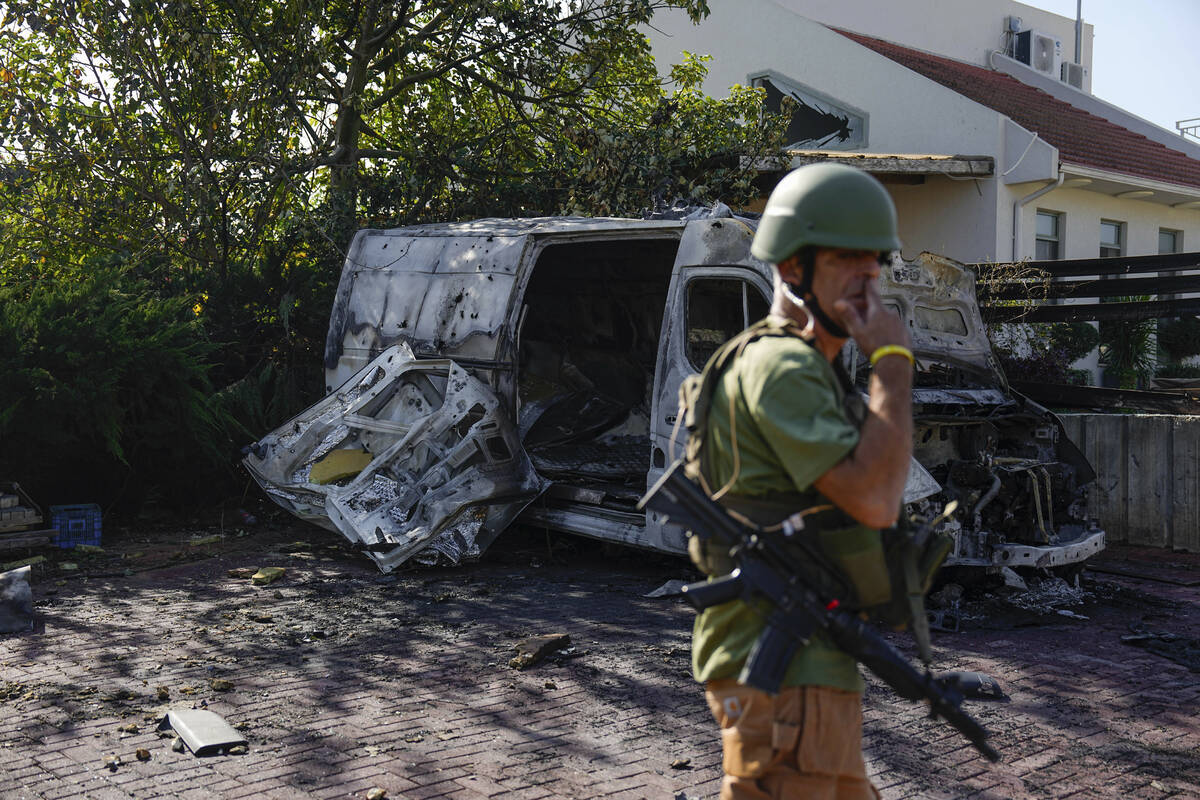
[750,163,901,263]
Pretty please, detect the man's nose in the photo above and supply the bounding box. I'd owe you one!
[855,253,881,276]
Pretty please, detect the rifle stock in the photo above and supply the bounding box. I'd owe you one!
[640,461,1000,763]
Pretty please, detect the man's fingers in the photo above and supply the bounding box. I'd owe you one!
[834,297,866,334]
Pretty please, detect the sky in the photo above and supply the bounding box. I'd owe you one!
[1029,0,1200,135]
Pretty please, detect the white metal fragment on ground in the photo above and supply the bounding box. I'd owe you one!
[244,343,544,571]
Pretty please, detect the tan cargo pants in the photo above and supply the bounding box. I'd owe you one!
[705,679,881,800]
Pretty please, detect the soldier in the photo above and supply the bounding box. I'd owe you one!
[687,163,914,799]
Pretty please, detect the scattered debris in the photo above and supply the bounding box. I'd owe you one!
[118,723,139,734]
[209,678,234,691]
[135,748,150,761]
[644,579,688,598]
[103,754,122,771]
[544,681,557,690]
[0,565,33,633]
[1004,576,1086,615]
[251,567,286,586]
[1122,624,1200,673]
[670,757,692,769]
[171,737,184,753]
[366,789,388,800]
[228,744,247,755]
[156,686,170,701]
[509,633,571,670]
[157,709,247,756]
[227,567,258,579]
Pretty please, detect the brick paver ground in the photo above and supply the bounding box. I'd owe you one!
[1,522,1198,799]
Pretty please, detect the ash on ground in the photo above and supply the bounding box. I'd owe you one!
[934,574,1093,630]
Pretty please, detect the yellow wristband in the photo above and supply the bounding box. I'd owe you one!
[869,344,914,367]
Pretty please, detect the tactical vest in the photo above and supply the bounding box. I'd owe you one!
[675,317,951,657]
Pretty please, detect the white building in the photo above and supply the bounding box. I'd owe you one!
[647,0,1200,267]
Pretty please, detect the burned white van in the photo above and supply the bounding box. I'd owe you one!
[243,211,1104,572]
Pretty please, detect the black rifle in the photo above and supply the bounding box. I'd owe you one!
[639,461,1000,763]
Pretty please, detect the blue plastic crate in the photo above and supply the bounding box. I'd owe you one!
[50,504,102,549]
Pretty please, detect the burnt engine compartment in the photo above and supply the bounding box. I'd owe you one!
[911,403,1094,563]
[516,238,679,500]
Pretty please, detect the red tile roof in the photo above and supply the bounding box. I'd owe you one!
[837,30,1200,191]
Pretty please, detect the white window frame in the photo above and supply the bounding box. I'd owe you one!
[1100,219,1124,258]
[1035,209,1062,260]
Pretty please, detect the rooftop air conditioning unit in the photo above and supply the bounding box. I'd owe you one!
[1061,61,1087,90]
[1014,29,1061,77]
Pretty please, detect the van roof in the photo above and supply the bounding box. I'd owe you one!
[356,216,689,239]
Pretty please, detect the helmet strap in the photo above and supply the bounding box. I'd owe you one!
[783,254,849,340]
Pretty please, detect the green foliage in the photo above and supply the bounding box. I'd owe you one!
[1099,298,1157,389]
[0,1,782,513]
[992,322,1098,385]
[1155,362,1200,379]
[1048,322,1099,364]
[0,262,232,509]
[1158,316,1200,362]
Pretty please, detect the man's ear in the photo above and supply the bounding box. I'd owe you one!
[776,253,804,284]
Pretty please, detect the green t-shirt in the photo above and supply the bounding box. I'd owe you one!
[691,317,867,693]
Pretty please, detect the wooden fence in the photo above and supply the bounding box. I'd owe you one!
[1059,413,1200,552]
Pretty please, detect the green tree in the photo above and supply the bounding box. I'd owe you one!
[0,0,787,511]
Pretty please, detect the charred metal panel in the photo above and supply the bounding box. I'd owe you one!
[245,344,544,570]
[880,252,1001,382]
[324,231,526,391]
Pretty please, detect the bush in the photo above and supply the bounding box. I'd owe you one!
[1158,316,1200,362]
[0,263,234,513]
[1048,322,1099,364]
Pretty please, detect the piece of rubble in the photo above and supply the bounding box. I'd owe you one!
[251,567,285,586]
[103,754,122,771]
[171,737,185,752]
[135,748,150,761]
[0,565,33,634]
[366,789,388,800]
[227,567,258,579]
[670,758,692,769]
[941,671,1008,701]
[157,709,247,756]
[156,686,169,701]
[228,744,247,755]
[209,678,234,691]
[509,633,571,670]
[644,580,687,598]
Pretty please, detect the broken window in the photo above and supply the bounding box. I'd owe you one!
[685,278,770,370]
[751,73,866,150]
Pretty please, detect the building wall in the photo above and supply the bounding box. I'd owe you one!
[888,176,1001,264]
[649,0,1009,158]
[1014,186,1200,261]
[649,0,1092,75]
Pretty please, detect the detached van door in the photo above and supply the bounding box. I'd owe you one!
[645,218,772,551]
